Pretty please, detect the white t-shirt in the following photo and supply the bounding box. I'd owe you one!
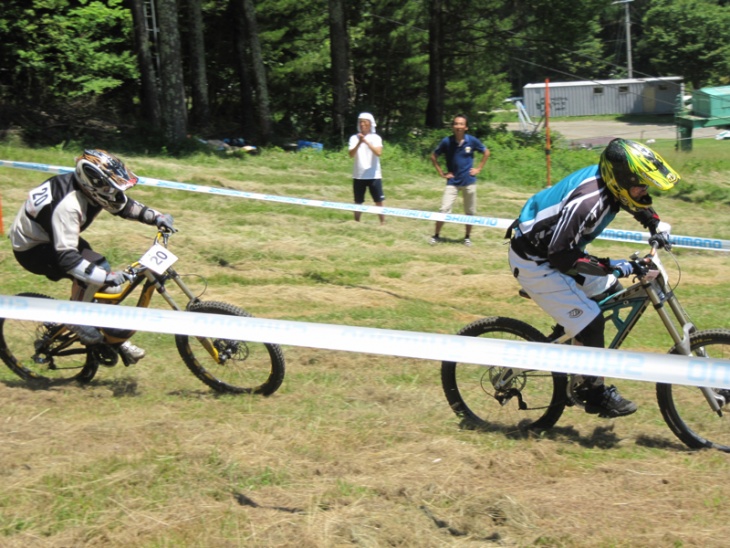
[349,133,383,179]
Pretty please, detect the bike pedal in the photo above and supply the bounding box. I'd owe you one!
[91,345,119,367]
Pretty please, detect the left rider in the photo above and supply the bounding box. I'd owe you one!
[8,149,175,364]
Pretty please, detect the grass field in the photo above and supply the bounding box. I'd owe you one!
[2,137,730,546]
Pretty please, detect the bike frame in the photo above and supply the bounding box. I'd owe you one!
[77,232,221,360]
[548,247,722,413]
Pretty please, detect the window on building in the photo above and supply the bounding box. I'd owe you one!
[593,87,604,95]
[619,86,629,93]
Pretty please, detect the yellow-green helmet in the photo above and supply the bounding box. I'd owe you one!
[599,138,680,212]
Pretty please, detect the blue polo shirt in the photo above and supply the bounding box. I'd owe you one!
[433,134,487,187]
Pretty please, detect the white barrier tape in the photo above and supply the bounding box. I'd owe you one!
[2,159,729,252]
[1,295,730,390]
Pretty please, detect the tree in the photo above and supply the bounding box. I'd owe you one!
[229,7,256,140]
[0,1,137,119]
[233,0,273,144]
[426,0,445,129]
[328,0,351,144]
[156,0,188,144]
[126,0,161,130]
[639,0,730,88]
[184,0,211,130]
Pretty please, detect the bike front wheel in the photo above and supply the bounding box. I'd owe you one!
[175,301,285,395]
[0,293,99,385]
[441,316,567,433]
[657,329,730,452]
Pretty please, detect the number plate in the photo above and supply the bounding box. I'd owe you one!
[139,243,178,274]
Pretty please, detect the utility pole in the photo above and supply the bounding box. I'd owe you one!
[613,0,633,78]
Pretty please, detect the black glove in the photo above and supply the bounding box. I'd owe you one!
[105,271,129,286]
[155,213,177,232]
[649,231,672,251]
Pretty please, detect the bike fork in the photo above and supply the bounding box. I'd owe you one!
[700,386,724,415]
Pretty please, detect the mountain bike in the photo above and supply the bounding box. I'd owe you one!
[0,229,285,395]
[441,242,730,452]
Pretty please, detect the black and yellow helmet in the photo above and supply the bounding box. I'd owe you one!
[599,138,680,212]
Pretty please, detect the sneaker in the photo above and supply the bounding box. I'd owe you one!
[577,384,637,418]
[67,324,104,345]
[118,341,146,365]
[430,235,441,245]
[463,238,472,247]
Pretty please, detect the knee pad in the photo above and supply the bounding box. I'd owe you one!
[71,278,104,303]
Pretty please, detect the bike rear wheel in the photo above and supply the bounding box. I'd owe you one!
[657,329,730,452]
[175,301,285,395]
[0,293,99,384]
[441,316,567,432]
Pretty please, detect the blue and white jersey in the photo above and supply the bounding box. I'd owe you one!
[514,165,619,270]
[433,134,487,186]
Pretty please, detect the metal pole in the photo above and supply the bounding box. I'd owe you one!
[625,1,633,78]
[613,0,634,78]
[545,79,551,188]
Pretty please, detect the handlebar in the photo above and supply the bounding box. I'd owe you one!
[611,240,662,279]
[156,226,176,247]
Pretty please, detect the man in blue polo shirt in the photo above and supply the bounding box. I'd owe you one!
[430,114,490,246]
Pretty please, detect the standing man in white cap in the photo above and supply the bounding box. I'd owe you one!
[348,112,385,224]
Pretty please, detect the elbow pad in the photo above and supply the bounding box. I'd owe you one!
[67,259,107,286]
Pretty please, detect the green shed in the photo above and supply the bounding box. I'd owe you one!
[692,86,730,118]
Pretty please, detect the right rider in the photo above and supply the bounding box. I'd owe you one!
[8,149,175,365]
[506,138,680,418]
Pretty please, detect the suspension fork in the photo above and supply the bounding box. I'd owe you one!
[645,280,723,413]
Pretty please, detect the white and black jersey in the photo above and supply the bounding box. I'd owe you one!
[512,165,660,273]
[9,172,161,284]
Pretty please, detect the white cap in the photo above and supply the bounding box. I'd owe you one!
[357,112,376,133]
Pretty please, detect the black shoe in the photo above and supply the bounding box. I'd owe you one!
[578,384,637,418]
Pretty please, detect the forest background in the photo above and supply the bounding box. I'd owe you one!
[1,0,730,151]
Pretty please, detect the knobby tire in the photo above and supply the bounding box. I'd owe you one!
[175,301,285,395]
[0,293,99,385]
[657,329,730,452]
[441,316,567,433]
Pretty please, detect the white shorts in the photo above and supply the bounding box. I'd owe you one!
[508,247,617,338]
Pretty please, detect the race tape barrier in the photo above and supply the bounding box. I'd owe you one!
[2,159,729,252]
[2,295,730,390]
